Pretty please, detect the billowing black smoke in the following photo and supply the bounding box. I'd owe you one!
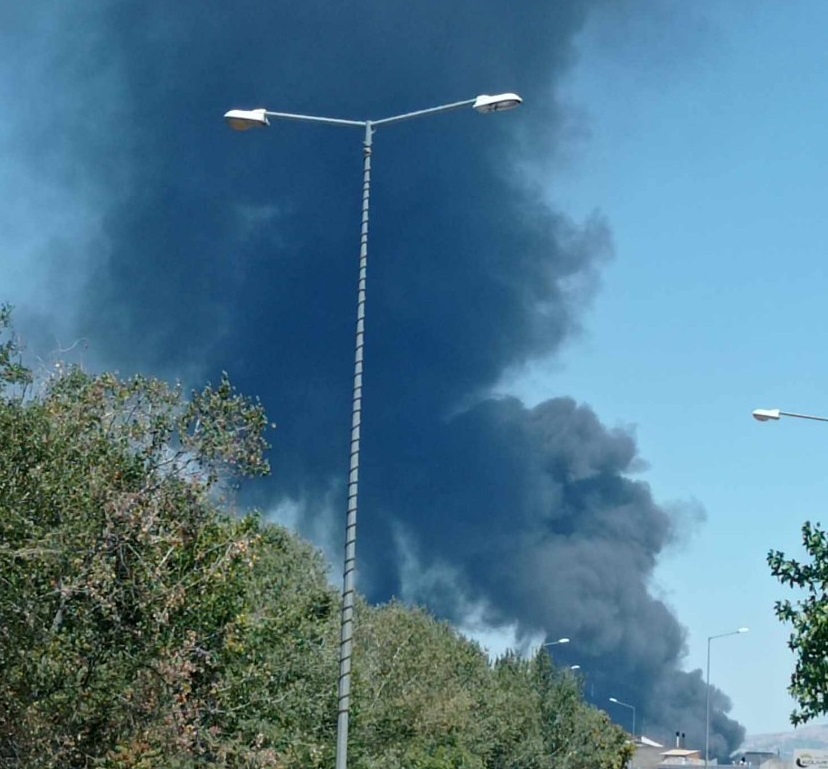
[1,0,743,755]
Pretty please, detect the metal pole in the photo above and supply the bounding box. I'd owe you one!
[705,636,711,769]
[225,94,520,769]
[780,410,828,422]
[705,629,747,767]
[632,706,636,742]
[335,120,373,769]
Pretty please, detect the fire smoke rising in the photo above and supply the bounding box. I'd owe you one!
[0,0,743,755]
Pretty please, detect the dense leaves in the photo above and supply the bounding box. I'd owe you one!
[769,521,828,725]
[0,310,632,768]
[0,305,30,389]
[0,316,275,766]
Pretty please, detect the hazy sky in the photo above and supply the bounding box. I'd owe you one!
[2,0,827,747]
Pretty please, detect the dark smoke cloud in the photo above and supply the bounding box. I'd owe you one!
[0,3,125,352]
[2,0,743,756]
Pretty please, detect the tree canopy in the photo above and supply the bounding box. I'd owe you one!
[0,307,632,768]
[769,521,828,725]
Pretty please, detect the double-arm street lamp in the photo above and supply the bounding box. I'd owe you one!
[224,92,522,769]
[608,697,636,741]
[705,627,749,768]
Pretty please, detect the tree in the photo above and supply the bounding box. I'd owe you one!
[527,651,631,769]
[485,652,547,769]
[769,521,828,725]
[211,523,340,769]
[0,307,633,769]
[0,307,285,767]
[350,601,493,769]
[0,353,341,767]
[476,650,632,769]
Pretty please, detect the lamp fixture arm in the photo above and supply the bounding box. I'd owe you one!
[372,99,477,127]
[263,110,365,128]
[261,100,478,130]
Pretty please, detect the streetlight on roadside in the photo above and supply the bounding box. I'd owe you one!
[544,637,570,647]
[224,92,522,769]
[705,627,749,768]
[752,408,828,423]
[608,697,636,741]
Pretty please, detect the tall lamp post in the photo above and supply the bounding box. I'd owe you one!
[705,627,749,768]
[753,408,828,424]
[608,697,636,741]
[224,92,522,769]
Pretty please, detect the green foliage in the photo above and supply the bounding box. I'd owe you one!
[350,602,492,769]
[0,304,32,389]
[480,652,632,769]
[769,521,828,725]
[0,338,283,767]
[212,524,340,769]
[532,652,632,769]
[0,309,632,769]
[348,612,632,769]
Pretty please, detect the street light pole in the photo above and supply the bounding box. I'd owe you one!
[336,117,373,769]
[608,697,636,741]
[224,93,522,769]
[705,627,749,768]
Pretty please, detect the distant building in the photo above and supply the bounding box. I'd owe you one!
[660,747,703,765]
[630,742,793,769]
[631,741,704,769]
[631,741,666,769]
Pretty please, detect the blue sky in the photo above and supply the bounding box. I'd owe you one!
[2,0,827,748]
[500,3,828,736]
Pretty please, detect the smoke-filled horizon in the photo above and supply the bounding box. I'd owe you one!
[1,0,743,755]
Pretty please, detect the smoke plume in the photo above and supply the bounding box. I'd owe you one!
[0,0,743,755]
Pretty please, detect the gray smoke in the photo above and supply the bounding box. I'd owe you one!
[0,0,743,755]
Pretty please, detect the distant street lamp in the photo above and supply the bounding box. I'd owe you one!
[223,92,522,769]
[752,408,828,423]
[544,637,570,647]
[705,628,749,768]
[608,697,636,741]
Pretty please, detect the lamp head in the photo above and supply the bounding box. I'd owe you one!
[737,627,750,633]
[473,92,523,113]
[224,108,270,131]
[609,697,619,703]
[752,408,780,422]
